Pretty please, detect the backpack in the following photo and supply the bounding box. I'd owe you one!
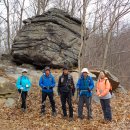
[60,74,75,94]
[105,79,112,95]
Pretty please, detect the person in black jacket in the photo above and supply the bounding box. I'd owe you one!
[58,66,75,121]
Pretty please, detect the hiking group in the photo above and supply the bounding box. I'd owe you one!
[16,66,112,122]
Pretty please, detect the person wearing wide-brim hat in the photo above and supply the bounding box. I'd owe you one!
[76,68,94,120]
[16,69,32,112]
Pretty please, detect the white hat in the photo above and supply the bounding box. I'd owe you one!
[22,69,28,73]
[81,68,89,73]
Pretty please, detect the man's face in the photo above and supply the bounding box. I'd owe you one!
[45,70,50,76]
[83,72,88,77]
[63,69,68,75]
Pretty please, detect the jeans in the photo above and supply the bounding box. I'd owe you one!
[100,99,112,121]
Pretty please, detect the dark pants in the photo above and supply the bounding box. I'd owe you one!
[100,99,112,121]
[18,89,28,109]
[60,92,73,118]
[41,92,56,113]
[78,95,92,119]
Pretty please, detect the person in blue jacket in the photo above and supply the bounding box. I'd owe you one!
[39,66,56,116]
[76,68,94,120]
[16,69,31,112]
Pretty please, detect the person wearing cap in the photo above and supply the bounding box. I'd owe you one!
[76,68,94,120]
[58,66,75,121]
[39,66,56,116]
[16,69,31,112]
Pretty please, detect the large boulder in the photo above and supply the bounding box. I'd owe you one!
[0,77,17,98]
[12,8,82,68]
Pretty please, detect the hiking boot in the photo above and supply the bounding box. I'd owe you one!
[40,111,46,116]
[104,119,112,124]
[78,116,84,120]
[63,115,67,119]
[69,117,74,121]
[21,108,26,112]
[52,112,57,117]
[88,116,93,120]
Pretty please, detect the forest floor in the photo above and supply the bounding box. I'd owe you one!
[0,83,130,130]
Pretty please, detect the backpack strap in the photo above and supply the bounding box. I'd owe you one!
[65,74,73,89]
[105,79,112,92]
[20,76,22,85]
[42,75,44,82]
[105,79,108,85]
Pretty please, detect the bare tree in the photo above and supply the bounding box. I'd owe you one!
[18,0,26,29]
[102,0,130,69]
[53,0,81,17]
[36,0,50,15]
[78,0,89,73]
[3,0,11,53]
[37,0,40,15]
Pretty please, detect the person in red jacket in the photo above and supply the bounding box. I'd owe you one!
[96,70,112,122]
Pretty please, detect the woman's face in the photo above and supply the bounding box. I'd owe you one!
[99,71,105,79]
[22,72,27,76]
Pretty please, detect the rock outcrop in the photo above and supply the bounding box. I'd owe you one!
[12,8,81,68]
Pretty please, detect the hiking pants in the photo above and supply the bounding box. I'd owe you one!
[78,95,92,119]
[41,92,56,113]
[18,89,28,109]
[60,92,73,118]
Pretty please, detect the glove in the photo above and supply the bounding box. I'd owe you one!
[43,86,47,89]
[50,86,53,90]
[20,87,23,90]
[26,85,29,88]
[87,87,91,92]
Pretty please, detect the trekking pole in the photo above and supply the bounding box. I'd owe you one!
[88,97,91,117]
[18,89,22,102]
[76,89,79,104]
[88,90,92,119]
[16,89,22,108]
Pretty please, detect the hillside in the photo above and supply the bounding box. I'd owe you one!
[0,63,130,130]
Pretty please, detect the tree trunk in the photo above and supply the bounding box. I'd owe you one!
[70,0,75,17]
[78,0,87,75]
[7,0,11,54]
[19,0,25,30]
[37,0,40,15]
[102,31,111,69]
